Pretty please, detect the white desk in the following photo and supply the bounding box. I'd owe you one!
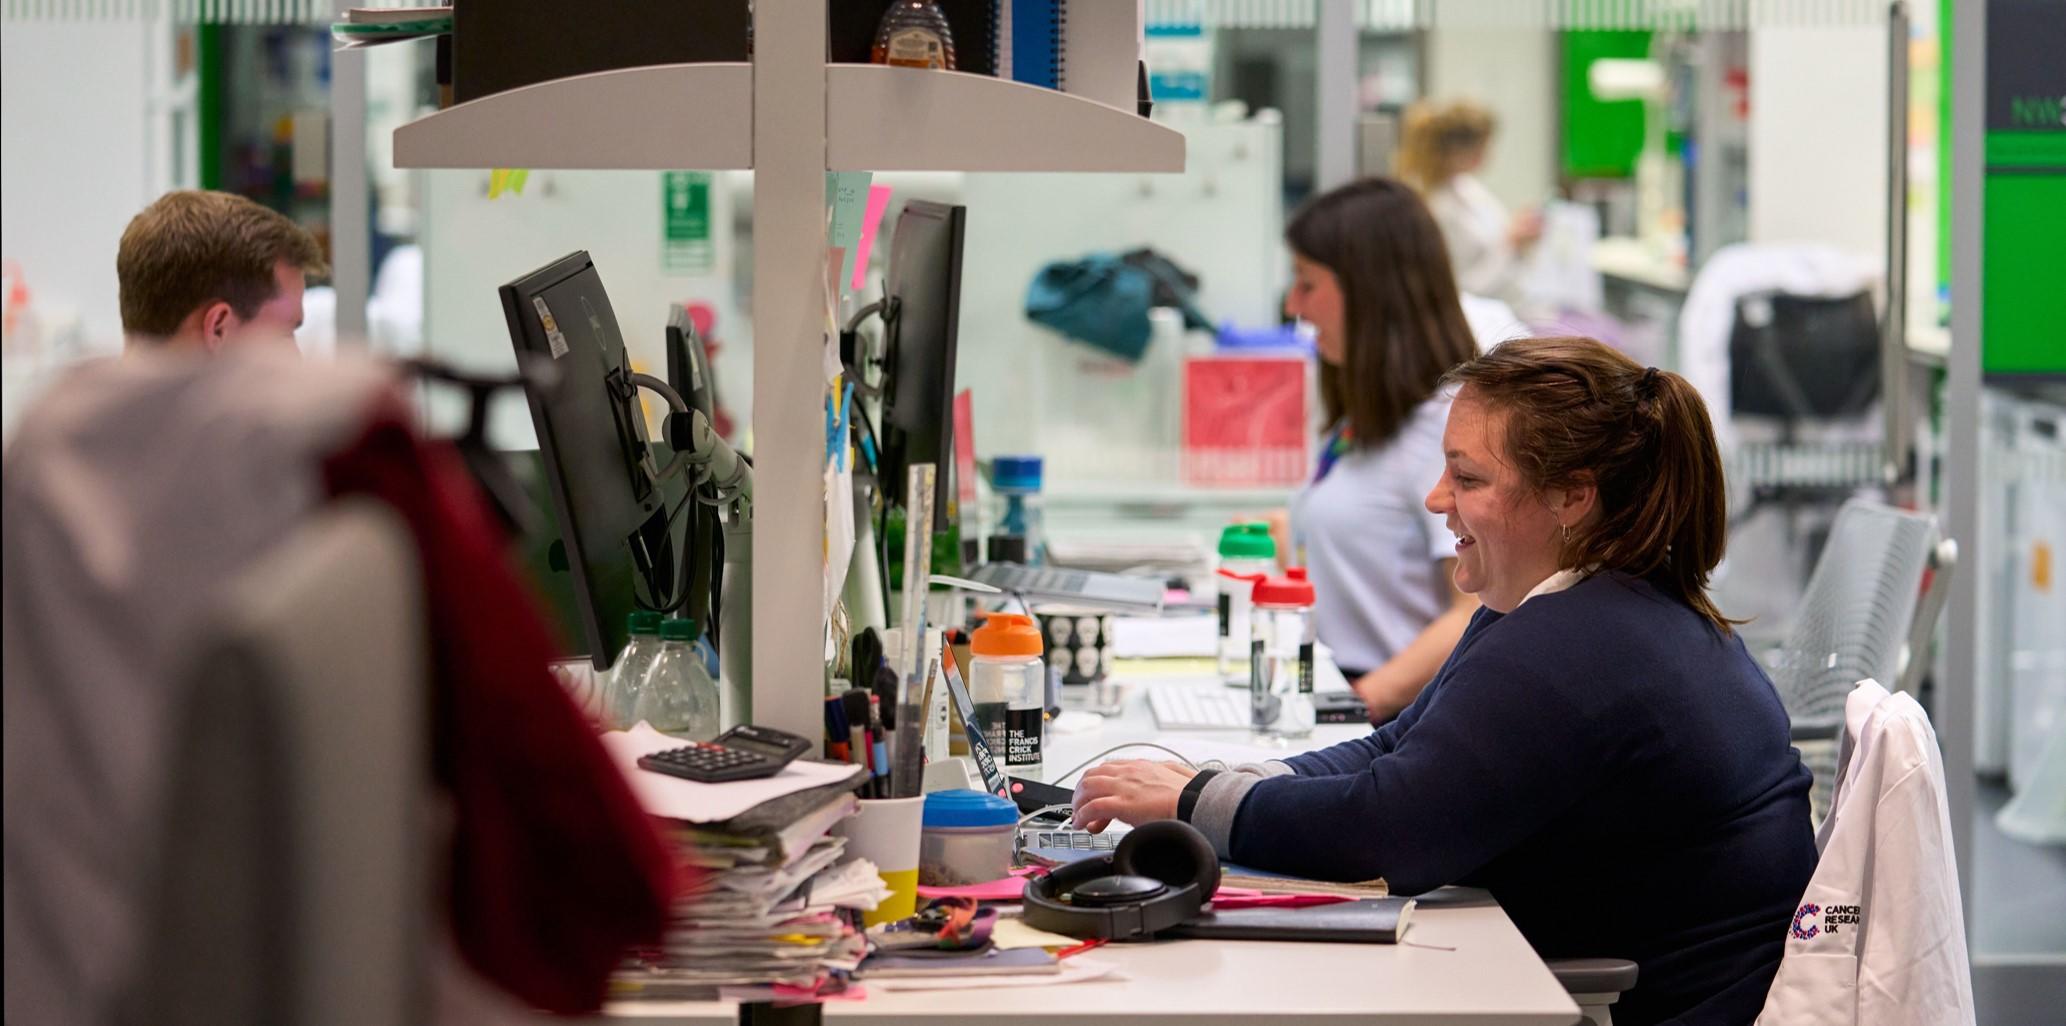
[1592,236,1691,295]
[601,669,1579,1024]
[604,897,1574,1024]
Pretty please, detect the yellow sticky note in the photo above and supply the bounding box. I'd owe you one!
[991,916,1082,951]
[488,169,530,199]
[2035,541,2053,593]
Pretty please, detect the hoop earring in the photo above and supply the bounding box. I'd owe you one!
[1560,523,1571,545]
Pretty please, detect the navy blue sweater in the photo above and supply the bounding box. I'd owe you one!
[1215,572,1814,1026]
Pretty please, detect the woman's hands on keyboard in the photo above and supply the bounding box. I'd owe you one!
[1071,759,1199,833]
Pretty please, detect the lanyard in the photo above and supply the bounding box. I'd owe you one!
[1313,422,1354,483]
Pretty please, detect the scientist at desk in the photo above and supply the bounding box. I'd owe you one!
[1279,177,1481,721]
[1078,337,1816,1026]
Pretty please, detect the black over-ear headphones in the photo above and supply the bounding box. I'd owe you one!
[1021,820,1221,941]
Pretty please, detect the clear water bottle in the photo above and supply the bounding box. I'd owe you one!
[636,618,720,741]
[1249,568,1317,741]
[602,611,664,730]
[1216,522,1277,684]
[968,613,1046,776]
[992,456,1045,565]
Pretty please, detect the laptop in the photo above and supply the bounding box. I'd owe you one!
[967,562,1165,611]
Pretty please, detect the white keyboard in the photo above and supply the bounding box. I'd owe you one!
[1148,687,1250,730]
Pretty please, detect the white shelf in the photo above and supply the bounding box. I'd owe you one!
[826,65,1185,173]
[393,63,753,170]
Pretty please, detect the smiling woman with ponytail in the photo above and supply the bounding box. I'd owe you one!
[1073,337,1815,1026]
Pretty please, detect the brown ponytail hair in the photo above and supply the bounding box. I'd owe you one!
[1444,336,1739,633]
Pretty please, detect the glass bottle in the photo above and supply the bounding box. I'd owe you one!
[871,0,956,70]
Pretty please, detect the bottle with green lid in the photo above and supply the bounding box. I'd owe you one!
[602,611,665,730]
[1216,522,1278,684]
[634,618,720,740]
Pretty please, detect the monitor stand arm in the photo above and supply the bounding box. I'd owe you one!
[629,371,760,718]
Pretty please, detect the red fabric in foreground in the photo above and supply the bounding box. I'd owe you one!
[323,414,677,1013]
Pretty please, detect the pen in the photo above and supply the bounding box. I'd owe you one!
[842,691,872,792]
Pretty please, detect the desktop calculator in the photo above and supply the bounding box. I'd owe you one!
[637,724,814,784]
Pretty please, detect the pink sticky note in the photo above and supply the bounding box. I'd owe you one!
[851,185,894,292]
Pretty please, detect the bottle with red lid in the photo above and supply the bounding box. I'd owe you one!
[1249,568,1317,740]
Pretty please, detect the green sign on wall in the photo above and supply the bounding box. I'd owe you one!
[1982,0,2066,378]
[662,171,714,275]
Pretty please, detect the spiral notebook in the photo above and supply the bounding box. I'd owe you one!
[1003,0,1064,90]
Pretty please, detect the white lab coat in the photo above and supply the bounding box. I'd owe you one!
[1426,174,1523,309]
[1755,679,1976,1026]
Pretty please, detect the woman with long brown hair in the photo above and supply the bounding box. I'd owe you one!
[1281,177,1480,722]
[1078,337,1816,1026]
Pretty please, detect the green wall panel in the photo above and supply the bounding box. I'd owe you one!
[1561,30,1651,181]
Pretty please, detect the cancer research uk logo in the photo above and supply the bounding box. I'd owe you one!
[1791,901,1864,942]
[1790,903,1821,941]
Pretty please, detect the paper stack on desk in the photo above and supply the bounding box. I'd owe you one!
[606,738,883,1000]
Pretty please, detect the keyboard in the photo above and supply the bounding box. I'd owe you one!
[1148,687,1251,730]
[968,562,1166,611]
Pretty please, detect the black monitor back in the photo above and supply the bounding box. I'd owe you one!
[881,200,967,531]
[500,251,665,669]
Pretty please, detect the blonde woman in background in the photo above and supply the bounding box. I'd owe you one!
[1397,101,1543,309]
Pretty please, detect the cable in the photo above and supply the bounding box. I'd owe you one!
[1011,743,1203,832]
[1016,803,1078,832]
[1047,742,1199,787]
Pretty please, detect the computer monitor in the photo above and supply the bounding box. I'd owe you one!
[500,251,677,669]
[879,200,967,532]
[665,304,721,629]
[667,303,717,423]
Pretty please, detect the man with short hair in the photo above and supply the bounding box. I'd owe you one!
[117,189,328,351]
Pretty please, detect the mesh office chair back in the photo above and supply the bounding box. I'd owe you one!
[1728,291,1880,433]
[1768,498,1937,821]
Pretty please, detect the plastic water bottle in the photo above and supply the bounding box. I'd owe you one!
[1250,568,1317,741]
[1216,522,1277,684]
[968,613,1046,776]
[602,611,664,730]
[636,618,721,741]
[992,456,1046,565]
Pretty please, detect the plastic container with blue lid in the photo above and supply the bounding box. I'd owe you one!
[918,789,1020,886]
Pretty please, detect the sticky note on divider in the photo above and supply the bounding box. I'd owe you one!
[851,185,894,293]
[826,172,873,291]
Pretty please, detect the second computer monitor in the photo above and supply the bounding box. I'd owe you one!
[881,200,967,532]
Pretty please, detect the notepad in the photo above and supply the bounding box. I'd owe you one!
[858,945,1059,979]
[1166,897,1417,944]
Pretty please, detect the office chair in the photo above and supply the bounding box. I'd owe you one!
[1726,290,1886,531]
[1768,499,1940,825]
[125,501,429,1026]
[1729,291,1881,436]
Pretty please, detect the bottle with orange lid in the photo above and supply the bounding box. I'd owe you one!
[968,612,1046,775]
[1250,568,1318,740]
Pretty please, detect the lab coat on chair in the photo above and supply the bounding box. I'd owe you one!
[1756,679,1976,1026]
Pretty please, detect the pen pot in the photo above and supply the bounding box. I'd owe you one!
[833,795,926,926]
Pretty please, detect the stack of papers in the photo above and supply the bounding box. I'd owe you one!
[601,725,883,1000]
